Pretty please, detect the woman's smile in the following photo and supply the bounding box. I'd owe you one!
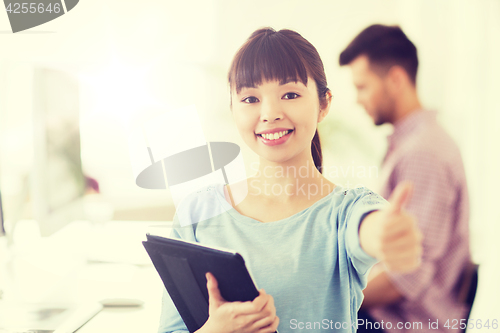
[255,128,293,146]
[256,129,294,146]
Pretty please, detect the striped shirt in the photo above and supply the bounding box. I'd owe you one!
[369,110,471,333]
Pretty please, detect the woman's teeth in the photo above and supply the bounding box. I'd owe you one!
[259,130,291,140]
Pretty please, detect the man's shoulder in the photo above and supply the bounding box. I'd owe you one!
[389,122,467,188]
[400,119,462,166]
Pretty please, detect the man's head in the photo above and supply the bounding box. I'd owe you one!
[339,25,419,125]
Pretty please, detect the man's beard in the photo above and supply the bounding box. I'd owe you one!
[373,100,395,126]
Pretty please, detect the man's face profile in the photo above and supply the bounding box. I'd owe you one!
[348,55,395,126]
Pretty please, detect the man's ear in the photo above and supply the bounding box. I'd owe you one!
[318,91,333,123]
[386,66,408,95]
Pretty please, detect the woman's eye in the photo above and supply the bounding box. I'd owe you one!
[242,96,259,103]
[283,92,299,100]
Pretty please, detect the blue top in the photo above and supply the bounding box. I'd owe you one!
[158,183,387,333]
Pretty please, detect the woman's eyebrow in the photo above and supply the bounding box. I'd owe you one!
[236,85,257,93]
[280,79,307,88]
[280,78,297,85]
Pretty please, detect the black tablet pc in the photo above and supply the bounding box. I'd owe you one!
[143,234,263,333]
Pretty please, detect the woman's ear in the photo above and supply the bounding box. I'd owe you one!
[318,91,333,123]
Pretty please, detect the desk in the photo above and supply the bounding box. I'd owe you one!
[1,220,172,332]
[78,302,160,332]
[77,266,162,333]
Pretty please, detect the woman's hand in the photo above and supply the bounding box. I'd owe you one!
[196,272,279,333]
[360,182,423,273]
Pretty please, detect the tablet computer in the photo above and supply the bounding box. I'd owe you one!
[143,234,269,333]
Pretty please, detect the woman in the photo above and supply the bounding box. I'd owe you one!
[158,27,421,333]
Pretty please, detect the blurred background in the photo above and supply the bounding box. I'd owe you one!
[0,0,498,328]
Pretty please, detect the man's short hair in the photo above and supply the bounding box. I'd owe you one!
[339,24,419,85]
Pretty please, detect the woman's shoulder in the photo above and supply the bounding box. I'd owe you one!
[315,185,386,220]
[342,186,384,200]
[315,185,380,204]
[179,183,224,205]
[334,186,388,222]
[334,186,387,207]
[174,183,227,227]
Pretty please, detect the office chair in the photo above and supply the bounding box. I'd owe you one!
[457,262,479,332]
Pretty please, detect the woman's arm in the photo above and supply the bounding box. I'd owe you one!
[359,182,423,273]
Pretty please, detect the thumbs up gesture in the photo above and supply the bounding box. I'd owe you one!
[359,182,423,273]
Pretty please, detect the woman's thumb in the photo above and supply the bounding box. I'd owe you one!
[387,181,413,215]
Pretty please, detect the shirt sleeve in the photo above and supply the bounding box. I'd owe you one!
[343,188,388,276]
[385,150,456,301]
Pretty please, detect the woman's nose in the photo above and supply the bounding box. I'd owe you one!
[260,99,283,122]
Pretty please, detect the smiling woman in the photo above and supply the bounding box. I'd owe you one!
[157,27,422,333]
[228,28,332,173]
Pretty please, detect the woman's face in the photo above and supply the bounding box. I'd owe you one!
[231,78,330,166]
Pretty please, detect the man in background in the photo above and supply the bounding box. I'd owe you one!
[339,25,471,332]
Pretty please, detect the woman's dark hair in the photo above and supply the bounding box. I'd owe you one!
[339,24,418,85]
[228,27,330,173]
